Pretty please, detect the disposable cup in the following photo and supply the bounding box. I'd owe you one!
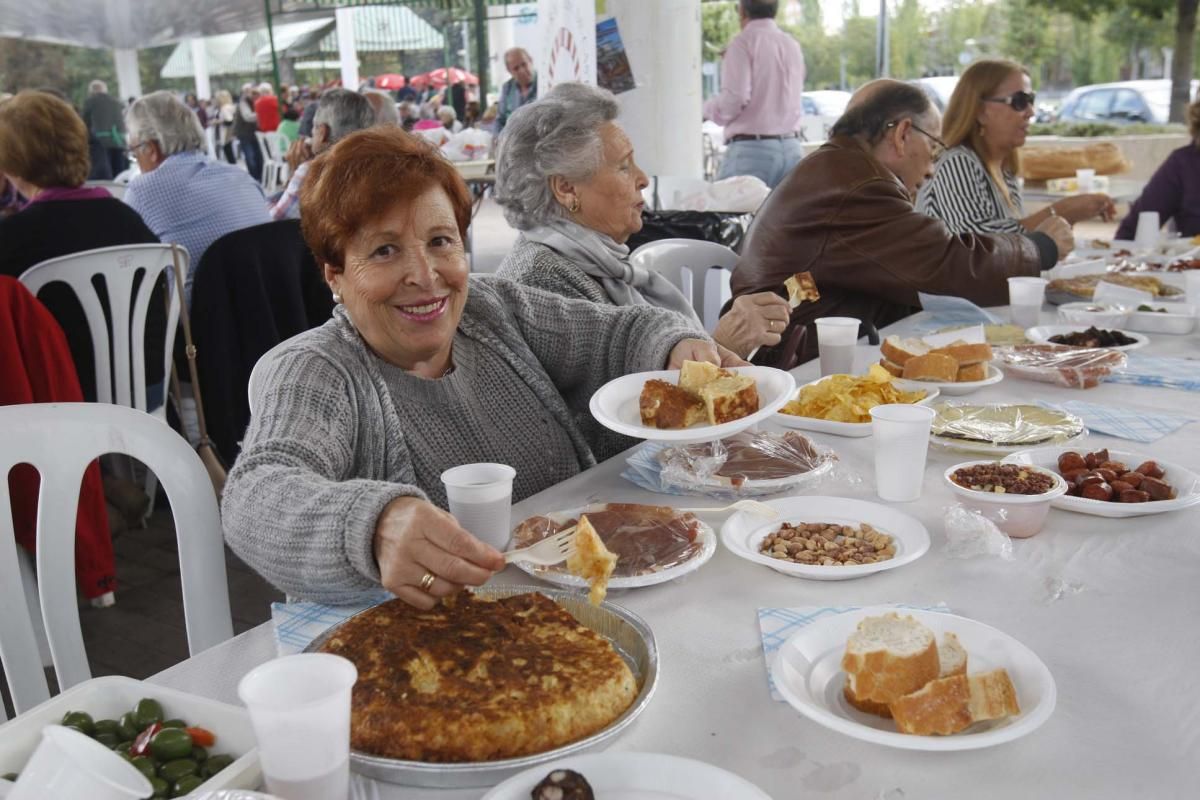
[815,317,860,376]
[870,404,936,502]
[1008,277,1047,328]
[1133,211,1160,251]
[238,653,357,800]
[9,726,151,800]
[1075,168,1095,192]
[441,463,517,549]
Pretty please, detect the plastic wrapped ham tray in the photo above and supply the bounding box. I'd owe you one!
[656,430,837,496]
[994,343,1127,389]
[930,403,1085,454]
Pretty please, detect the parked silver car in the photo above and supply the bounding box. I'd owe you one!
[1056,79,1198,125]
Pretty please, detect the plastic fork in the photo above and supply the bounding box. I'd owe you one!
[504,527,578,566]
[679,499,780,519]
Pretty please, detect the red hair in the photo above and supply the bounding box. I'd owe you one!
[300,126,472,269]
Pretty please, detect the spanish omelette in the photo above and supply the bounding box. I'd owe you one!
[317,593,638,762]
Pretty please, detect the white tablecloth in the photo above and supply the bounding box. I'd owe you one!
[151,307,1200,799]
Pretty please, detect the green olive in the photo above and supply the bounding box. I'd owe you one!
[147,776,169,799]
[130,756,157,779]
[60,711,95,735]
[118,712,142,740]
[200,753,234,777]
[94,731,120,748]
[190,745,207,762]
[149,728,194,762]
[2,772,18,782]
[93,719,121,737]
[157,758,198,783]
[133,698,164,729]
[160,718,186,729]
[170,775,205,797]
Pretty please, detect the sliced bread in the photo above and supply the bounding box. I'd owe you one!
[955,362,989,382]
[931,341,993,366]
[890,668,1020,736]
[878,358,905,378]
[938,632,968,678]
[841,613,940,708]
[879,336,929,367]
[901,352,958,382]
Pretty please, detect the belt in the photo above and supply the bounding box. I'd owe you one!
[728,132,801,143]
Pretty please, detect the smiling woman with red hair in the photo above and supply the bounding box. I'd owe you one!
[222,125,736,609]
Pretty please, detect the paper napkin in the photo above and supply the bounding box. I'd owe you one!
[1107,354,1200,392]
[272,590,391,656]
[1038,399,1197,443]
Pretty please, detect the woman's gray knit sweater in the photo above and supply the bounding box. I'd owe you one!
[221,275,702,603]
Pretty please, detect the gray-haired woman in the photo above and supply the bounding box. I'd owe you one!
[124,90,270,300]
[494,82,790,359]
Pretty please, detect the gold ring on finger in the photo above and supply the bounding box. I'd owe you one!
[420,572,436,592]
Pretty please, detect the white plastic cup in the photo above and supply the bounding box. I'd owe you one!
[238,653,357,800]
[815,317,861,376]
[1075,168,1095,192]
[1133,211,1161,251]
[1008,276,1047,329]
[440,463,517,549]
[870,404,936,502]
[9,726,151,800]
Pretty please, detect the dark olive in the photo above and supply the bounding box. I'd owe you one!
[2,772,18,781]
[133,698,165,729]
[190,745,208,762]
[157,758,198,783]
[118,712,142,740]
[147,776,169,798]
[60,711,95,735]
[170,775,205,797]
[130,756,157,779]
[200,753,234,777]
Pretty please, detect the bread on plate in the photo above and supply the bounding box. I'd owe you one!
[890,669,1020,735]
[841,613,940,710]
[901,352,958,382]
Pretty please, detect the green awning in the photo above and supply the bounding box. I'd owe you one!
[160,31,267,78]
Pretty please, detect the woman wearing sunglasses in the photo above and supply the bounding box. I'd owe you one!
[917,59,1115,237]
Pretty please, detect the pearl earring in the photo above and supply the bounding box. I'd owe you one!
[332,291,342,303]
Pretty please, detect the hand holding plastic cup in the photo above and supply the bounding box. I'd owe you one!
[441,463,517,549]
[870,404,936,502]
[1133,211,1161,251]
[1075,168,1095,192]
[1008,276,1047,329]
[815,317,861,376]
[8,726,151,800]
[238,653,357,800]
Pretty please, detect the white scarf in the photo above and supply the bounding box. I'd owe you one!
[521,218,702,326]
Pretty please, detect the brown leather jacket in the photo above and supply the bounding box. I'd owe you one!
[730,135,1057,364]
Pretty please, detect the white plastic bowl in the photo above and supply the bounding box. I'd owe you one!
[1056,302,1130,328]
[1125,304,1196,335]
[944,461,1068,538]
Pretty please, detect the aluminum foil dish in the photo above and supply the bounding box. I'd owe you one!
[302,586,658,789]
[929,403,1085,454]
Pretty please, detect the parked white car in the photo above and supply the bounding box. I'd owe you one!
[800,90,851,142]
[1057,79,1199,125]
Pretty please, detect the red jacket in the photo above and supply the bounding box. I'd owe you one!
[254,95,280,132]
[0,277,115,599]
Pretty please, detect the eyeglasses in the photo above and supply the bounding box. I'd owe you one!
[885,119,947,159]
[983,91,1037,112]
[129,141,154,155]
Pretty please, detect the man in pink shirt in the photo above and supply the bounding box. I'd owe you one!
[703,0,805,188]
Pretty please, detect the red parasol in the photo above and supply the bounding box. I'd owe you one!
[374,74,406,90]
[409,67,479,90]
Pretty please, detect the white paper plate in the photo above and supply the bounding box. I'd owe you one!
[720,497,929,581]
[771,607,1056,751]
[0,676,261,794]
[1025,325,1149,352]
[481,752,771,800]
[1002,447,1200,518]
[772,378,939,438]
[589,366,795,443]
[510,505,716,589]
[895,364,1005,397]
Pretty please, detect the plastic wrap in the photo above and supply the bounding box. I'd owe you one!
[942,504,1014,561]
[930,403,1085,453]
[656,430,851,497]
[511,503,705,578]
[993,343,1127,389]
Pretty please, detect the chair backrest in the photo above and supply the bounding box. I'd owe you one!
[630,238,738,332]
[19,244,184,414]
[247,332,307,415]
[0,403,233,717]
[263,131,287,164]
[254,130,272,161]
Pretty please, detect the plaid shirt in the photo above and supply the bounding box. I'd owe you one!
[269,161,308,221]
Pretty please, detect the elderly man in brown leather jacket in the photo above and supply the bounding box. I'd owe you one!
[729,79,1074,365]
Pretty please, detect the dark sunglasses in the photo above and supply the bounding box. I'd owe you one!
[984,91,1037,112]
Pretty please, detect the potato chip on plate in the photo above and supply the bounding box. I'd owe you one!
[774,365,938,437]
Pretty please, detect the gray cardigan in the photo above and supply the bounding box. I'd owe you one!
[496,235,614,305]
[221,275,702,603]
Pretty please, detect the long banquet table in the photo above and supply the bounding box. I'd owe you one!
[151,307,1200,799]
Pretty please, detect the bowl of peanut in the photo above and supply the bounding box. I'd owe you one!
[944,461,1068,538]
[719,496,931,581]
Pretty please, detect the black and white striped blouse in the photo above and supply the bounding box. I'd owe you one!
[916,145,1025,235]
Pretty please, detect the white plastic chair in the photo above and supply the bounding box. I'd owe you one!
[19,244,184,418]
[0,403,234,718]
[630,238,739,333]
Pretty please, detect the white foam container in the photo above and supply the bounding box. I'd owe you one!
[1125,304,1197,334]
[0,676,261,794]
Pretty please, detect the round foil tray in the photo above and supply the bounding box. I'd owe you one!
[302,584,659,789]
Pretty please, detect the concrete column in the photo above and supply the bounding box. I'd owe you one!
[336,7,359,90]
[188,39,211,100]
[112,48,142,102]
[604,0,703,179]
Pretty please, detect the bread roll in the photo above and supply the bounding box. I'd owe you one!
[890,668,1020,736]
[880,335,929,367]
[901,353,958,382]
[931,342,993,366]
[955,363,989,382]
[841,613,940,709]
